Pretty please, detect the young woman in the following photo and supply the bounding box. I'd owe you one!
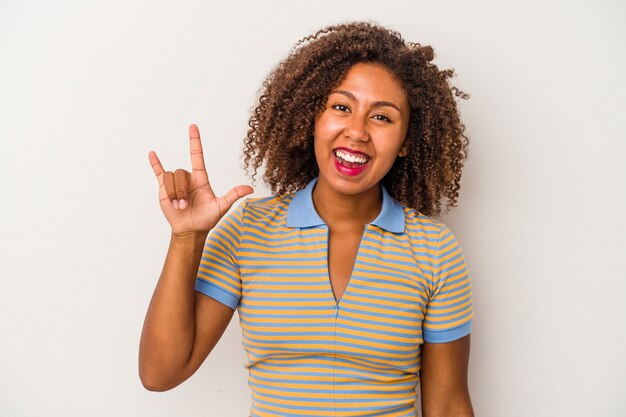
[140,22,474,417]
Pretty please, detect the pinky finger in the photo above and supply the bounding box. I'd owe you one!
[149,151,165,178]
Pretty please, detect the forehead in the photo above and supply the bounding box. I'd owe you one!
[332,62,407,105]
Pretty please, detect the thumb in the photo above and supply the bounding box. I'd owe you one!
[216,185,254,216]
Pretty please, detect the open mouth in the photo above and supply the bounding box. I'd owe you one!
[334,148,370,169]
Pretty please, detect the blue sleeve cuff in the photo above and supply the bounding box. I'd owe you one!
[195,279,240,310]
[423,320,472,343]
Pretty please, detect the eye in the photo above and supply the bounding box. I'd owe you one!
[372,114,392,123]
[332,104,350,113]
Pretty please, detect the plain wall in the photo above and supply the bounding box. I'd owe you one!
[1,1,625,416]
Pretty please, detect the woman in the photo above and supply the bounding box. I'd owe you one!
[140,22,474,417]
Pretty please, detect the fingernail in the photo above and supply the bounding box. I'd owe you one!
[172,199,179,209]
[179,199,187,209]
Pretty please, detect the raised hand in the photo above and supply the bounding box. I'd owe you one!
[149,124,253,235]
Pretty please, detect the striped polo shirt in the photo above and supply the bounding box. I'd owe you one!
[195,178,473,417]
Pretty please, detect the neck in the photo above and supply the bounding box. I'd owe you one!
[312,180,382,229]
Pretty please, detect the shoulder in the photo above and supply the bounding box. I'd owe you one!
[400,204,447,238]
[237,193,294,224]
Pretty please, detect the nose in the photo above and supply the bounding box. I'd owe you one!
[344,114,369,142]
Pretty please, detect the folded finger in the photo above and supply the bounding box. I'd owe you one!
[174,169,190,203]
[163,171,177,202]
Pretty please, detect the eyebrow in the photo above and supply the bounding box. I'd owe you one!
[330,90,402,112]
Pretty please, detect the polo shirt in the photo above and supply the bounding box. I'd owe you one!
[195,178,473,417]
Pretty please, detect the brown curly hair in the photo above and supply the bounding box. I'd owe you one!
[243,22,469,216]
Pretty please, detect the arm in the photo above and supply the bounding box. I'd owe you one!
[420,335,473,417]
[139,124,252,391]
[138,231,235,391]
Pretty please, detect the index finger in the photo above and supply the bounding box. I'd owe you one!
[189,124,207,174]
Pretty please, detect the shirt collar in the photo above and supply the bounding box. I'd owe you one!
[286,178,405,233]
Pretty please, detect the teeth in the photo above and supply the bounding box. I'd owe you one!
[335,149,368,164]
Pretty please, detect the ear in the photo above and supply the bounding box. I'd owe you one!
[398,142,409,157]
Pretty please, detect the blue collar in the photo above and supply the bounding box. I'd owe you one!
[286,178,405,233]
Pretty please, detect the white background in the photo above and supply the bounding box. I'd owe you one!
[1,1,625,416]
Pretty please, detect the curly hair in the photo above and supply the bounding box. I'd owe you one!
[243,22,469,216]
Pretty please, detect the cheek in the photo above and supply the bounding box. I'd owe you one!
[314,112,344,138]
[380,131,408,155]
[312,135,325,167]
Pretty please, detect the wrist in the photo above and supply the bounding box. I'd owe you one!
[170,230,209,244]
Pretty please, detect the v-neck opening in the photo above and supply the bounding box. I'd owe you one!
[325,224,369,305]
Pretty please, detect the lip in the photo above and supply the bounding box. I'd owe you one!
[334,147,371,158]
[333,150,370,177]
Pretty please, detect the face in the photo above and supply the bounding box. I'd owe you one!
[313,62,410,199]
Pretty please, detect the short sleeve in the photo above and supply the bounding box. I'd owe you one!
[422,224,474,343]
[194,202,246,310]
